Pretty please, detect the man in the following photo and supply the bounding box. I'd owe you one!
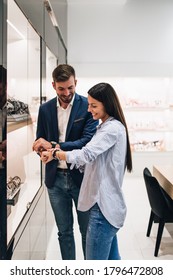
[32,64,98,260]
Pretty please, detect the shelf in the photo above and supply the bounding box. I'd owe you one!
[7,188,21,206]
[7,178,42,245]
[124,106,170,111]
[124,100,173,151]
[129,128,173,132]
[7,119,32,133]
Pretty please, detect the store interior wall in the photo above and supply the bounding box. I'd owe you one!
[66,0,173,77]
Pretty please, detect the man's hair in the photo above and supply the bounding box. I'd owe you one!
[52,64,76,82]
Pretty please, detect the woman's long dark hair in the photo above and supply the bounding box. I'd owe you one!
[88,82,132,172]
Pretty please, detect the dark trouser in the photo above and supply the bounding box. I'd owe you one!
[47,169,89,260]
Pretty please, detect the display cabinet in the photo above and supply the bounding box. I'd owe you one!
[0,0,7,260]
[0,0,67,260]
[6,0,41,248]
[121,78,173,153]
[76,77,173,176]
[124,106,173,152]
[119,77,173,176]
[77,77,173,153]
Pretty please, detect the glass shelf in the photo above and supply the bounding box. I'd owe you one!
[7,0,41,246]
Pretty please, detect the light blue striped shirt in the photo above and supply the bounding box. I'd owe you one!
[66,117,127,228]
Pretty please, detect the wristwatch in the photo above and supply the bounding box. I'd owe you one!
[52,148,60,160]
[50,141,58,148]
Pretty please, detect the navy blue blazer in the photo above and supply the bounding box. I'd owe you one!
[36,93,98,188]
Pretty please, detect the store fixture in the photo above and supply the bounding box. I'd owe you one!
[76,77,173,176]
[77,77,173,153]
[123,95,173,152]
[121,78,173,176]
[0,0,67,260]
[6,0,42,254]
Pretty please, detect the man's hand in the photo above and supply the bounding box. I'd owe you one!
[40,150,53,164]
[32,138,52,154]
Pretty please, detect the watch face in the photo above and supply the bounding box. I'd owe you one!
[51,141,57,148]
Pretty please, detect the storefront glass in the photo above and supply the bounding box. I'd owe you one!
[7,0,41,247]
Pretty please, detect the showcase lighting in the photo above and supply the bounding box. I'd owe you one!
[44,0,59,27]
[7,19,25,40]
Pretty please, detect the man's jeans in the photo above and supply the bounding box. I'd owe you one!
[47,169,89,260]
[86,203,121,260]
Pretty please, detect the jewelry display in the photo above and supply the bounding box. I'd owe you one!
[7,176,22,206]
[7,98,31,122]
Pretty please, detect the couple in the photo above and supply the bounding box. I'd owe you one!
[32,64,132,260]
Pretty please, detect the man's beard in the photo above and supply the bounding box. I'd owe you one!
[58,93,73,104]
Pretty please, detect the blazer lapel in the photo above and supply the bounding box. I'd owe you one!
[50,98,59,141]
[65,94,80,140]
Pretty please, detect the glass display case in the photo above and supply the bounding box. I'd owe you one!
[0,0,67,259]
[121,78,173,152]
[0,0,7,260]
[7,0,41,247]
[113,77,173,176]
[76,77,173,152]
[76,76,173,176]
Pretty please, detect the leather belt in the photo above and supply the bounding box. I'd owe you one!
[57,168,68,173]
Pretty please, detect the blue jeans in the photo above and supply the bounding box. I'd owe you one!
[47,170,89,260]
[86,203,121,260]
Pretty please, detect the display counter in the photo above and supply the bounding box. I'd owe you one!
[153,165,173,199]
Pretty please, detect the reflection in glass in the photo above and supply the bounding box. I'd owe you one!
[0,65,7,169]
[45,47,57,101]
[7,0,41,246]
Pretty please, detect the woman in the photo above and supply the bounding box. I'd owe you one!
[41,82,132,260]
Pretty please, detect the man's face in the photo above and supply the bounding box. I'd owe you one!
[52,76,77,106]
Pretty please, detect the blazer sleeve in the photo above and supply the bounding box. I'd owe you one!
[60,111,98,151]
[57,93,98,151]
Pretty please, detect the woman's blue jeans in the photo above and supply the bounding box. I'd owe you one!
[86,203,121,260]
[47,170,89,260]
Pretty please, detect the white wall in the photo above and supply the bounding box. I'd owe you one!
[66,0,173,177]
[67,0,173,77]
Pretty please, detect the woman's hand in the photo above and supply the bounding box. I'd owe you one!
[40,148,66,163]
[32,138,53,154]
[40,150,53,164]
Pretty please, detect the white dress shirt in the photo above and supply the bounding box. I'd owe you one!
[57,95,74,168]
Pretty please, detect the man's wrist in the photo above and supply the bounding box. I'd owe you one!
[50,141,58,148]
[52,148,60,160]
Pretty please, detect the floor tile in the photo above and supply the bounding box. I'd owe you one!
[45,176,173,260]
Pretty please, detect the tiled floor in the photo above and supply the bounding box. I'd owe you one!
[45,176,173,260]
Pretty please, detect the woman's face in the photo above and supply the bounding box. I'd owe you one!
[88,94,109,123]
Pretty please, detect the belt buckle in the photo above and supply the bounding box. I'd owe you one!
[57,168,68,173]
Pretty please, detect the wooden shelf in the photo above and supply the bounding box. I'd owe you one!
[7,119,32,133]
